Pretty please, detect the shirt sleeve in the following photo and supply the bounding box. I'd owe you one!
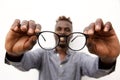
[98,58,116,69]
[80,53,116,78]
[5,52,24,64]
[5,48,44,71]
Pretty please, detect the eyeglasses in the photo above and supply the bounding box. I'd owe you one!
[36,31,88,51]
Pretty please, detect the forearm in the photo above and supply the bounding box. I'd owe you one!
[5,49,43,71]
[81,54,116,78]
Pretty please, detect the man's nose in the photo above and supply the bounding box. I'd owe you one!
[60,30,66,34]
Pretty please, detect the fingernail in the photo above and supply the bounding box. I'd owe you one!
[28,28,34,35]
[83,31,88,34]
[104,27,109,32]
[95,25,100,31]
[88,30,93,34]
[14,26,19,31]
[35,29,40,33]
[21,25,27,32]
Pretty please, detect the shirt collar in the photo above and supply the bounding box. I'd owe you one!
[53,49,74,56]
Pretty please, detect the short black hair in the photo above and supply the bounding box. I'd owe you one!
[56,16,72,24]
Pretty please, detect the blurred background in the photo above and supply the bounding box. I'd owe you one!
[0,0,120,80]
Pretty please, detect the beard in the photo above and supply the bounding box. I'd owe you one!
[55,34,70,49]
[58,43,67,48]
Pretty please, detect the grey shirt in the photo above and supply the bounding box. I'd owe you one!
[5,48,115,80]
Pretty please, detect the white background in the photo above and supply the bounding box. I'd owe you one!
[0,0,120,80]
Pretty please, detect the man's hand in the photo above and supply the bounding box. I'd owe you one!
[5,19,41,56]
[84,18,120,63]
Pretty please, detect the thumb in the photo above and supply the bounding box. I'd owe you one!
[23,36,37,50]
[86,38,96,54]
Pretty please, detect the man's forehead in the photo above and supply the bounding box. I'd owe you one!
[56,21,72,27]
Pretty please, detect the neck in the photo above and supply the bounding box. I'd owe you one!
[56,46,68,54]
[56,46,68,61]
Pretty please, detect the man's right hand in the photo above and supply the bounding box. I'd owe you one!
[5,19,41,56]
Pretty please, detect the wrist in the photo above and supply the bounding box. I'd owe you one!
[5,52,24,63]
[100,57,116,64]
[99,57,116,69]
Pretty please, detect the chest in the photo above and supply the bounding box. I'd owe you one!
[42,53,81,74]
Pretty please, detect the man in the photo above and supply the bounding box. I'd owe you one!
[5,16,120,80]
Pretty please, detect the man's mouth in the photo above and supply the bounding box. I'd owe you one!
[60,37,66,42]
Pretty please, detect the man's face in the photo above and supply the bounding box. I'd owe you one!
[55,20,73,48]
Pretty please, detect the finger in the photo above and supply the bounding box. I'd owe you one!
[95,18,104,31]
[23,36,37,50]
[27,20,36,35]
[35,24,41,33]
[84,23,95,34]
[84,23,95,35]
[83,27,89,34]
[104,22,113,32]
[20,20,28,32]
[11,19,21,31]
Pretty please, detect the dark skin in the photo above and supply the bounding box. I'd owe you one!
[54,20,73,61]
[5,19,120,63]
[84,19,120,63]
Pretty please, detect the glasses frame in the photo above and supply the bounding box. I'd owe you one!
[36,31,89,51]
[67,32,88,51]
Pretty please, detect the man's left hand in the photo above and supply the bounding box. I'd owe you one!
[84,18,120,63]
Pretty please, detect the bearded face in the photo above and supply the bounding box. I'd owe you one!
[54,20,72,49]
